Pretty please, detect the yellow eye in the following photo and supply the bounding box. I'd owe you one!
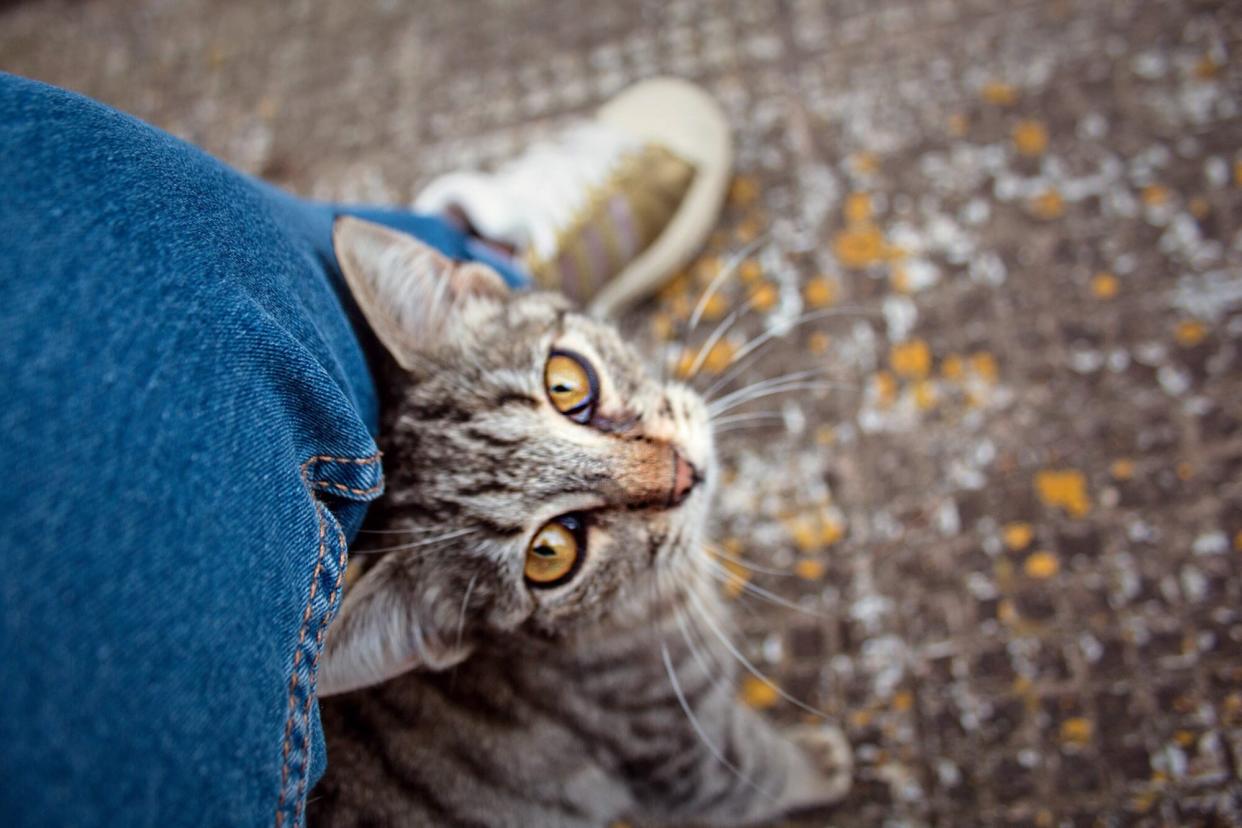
[525,516,583,586]
[544,350,597,423]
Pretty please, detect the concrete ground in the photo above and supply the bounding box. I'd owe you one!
[4,0,1241,824]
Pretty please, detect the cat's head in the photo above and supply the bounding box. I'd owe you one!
[319,217,716,695]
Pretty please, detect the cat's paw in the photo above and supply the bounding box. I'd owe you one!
[780,723,853,812]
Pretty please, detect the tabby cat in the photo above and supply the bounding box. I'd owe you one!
[308,217,851,827]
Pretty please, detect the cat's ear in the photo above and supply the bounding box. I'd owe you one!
[332,216,509,369]
[317,551,530,696]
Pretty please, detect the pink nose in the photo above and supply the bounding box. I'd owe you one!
[670,451,699,506]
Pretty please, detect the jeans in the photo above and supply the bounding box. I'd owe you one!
[0,73,527,827]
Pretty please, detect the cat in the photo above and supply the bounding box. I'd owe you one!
[306,216,852,827]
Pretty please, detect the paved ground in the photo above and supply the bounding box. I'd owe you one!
[5,0,1241,824]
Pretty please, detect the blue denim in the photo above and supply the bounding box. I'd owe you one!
[0,73,527,827]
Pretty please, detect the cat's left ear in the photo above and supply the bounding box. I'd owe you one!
[332,216,510,369]
[317,550,531,696]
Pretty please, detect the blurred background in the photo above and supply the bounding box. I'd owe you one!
[4,0,1241,823]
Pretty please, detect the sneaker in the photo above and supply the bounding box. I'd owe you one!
[415,77,733,316]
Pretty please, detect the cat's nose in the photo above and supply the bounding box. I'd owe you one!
[669,450,699,507]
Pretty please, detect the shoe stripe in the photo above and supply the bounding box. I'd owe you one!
[605,194,637,266]
[580,224,610,299]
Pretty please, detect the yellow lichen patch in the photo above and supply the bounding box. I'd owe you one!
[1012,119,1049,156]
[700,292,730,321]
[1002,522,1035,551]
[1142,184,1170,207]
[1091,272,1119,299]
[665,292,693,321]
[1235,160,1242,187]
[720,556,750,599]
[1189,196,1211,218]
[969,352,999,383]
[941,354,964,381]
[1194,55,1221,80]
[1177,462,1195,481]
[1024,550,1060,579]
[850,152,879,175]
[1175,319,1207,346]
[808,331,831,355]
[749,283,779,312]
[794,558,826,580]
[676,340,736,378]
[889,339,932,379]
[735,213,766,243]
[981,81,1018,106]
[872,371,897,407]
[891,690,914,712]
[913,380,937,411]
[1110,458,1136,481]
[1059,717,1093,745]
[694,256,723,285]
[833,224,887,268]
[1036,469,1091,517]
[889,264,911,294]
[1029,189,1065,220]
[786,515,819,553]
[738,258,763,283]
[1174,730,1197,747]
[997,598,1019,625]
[804,276,837,308]
[814,425,835,445]
[844,191,873,223]
[849,709,873,729]
[947,112,969,137]
[729,175,759,206]
[649,313,674,341]
[819,518,845,546]
[739,675,779,710]
[1234,530,1242,552]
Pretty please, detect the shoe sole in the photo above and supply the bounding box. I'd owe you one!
[589,77,733,317]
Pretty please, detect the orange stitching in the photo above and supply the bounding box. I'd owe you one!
[292,517,349,825]
[274,506,328,827]
[274,449,380,825]
[310,478,385,497]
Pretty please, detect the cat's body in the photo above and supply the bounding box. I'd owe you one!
[312,598,834,827]
[307,217,850,827]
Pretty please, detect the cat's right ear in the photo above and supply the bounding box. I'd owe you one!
[332,216,509,369]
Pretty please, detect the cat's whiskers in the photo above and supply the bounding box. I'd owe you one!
[684,235,767,337]
[651,563,779,803]
[707,368,822,413]
[683,305,746,382]
[709,378,861,420]
[683,585,830,720]
[348,527,479,555]
[703,558,827,619]
[700,306,878,401]
[707,543,793,577]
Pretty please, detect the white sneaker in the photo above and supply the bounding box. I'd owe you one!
[415,77,733,316]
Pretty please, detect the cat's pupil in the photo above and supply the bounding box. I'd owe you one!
[535,545,556,557]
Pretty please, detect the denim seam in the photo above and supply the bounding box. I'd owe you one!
[274,450,380,827]
[274,505,328,828]
[301,454,384,498]
[293,515,348,826]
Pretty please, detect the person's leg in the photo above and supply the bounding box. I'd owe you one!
[0,73,400,827]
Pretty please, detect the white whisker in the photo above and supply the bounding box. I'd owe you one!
[660,643,777,802]
[709,381,847,418]
[685,236,767,336]
[349,527,478,555]
[705,559,827,619]
[685,588,830,720]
